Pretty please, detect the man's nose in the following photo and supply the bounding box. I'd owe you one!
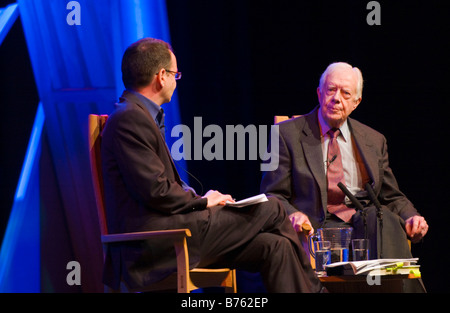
[332,90,341,103]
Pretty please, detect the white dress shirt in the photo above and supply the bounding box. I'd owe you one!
[317,111,364,196]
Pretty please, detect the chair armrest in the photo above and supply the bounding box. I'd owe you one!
[101,229,192,243]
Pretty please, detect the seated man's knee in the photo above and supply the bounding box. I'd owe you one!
[263,196,286,217]
[255,233,292,259]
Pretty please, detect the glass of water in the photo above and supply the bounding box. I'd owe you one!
[352,239,370,261]
[314,241,331,276]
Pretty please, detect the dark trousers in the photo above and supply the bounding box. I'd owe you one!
[197,197,323,293]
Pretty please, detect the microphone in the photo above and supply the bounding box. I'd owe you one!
[365,182,383,258]
[337,182,364,212]
[326,155,337,168]
[365,183,381,210]
[338,182,368,239]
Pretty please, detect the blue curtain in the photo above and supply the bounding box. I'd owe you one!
[0,0,185,292]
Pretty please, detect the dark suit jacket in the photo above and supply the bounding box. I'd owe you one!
[260,107,419,231]
[101,91,208,289]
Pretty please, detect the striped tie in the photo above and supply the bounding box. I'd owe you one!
[326,129,356,222]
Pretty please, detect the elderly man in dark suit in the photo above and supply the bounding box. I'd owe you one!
[261,62,428,261]
[100,38,325,292]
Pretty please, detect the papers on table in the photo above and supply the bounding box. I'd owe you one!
[325,258,419,276]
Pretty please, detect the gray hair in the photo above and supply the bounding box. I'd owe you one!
[318,62,363,100]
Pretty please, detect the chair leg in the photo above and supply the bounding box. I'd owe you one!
[173,237,190,293]
[227,269,237,293]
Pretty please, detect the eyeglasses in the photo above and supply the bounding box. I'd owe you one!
[165,69,182,80]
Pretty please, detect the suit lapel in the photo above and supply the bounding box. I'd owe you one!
[300,110,327,202]
[348,119,379,191]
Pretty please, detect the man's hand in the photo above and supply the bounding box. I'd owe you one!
[202,190,234,208]
[288,211,314,235]
[405,215,429,243]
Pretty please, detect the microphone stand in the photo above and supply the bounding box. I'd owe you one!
[337,182,367,239]
[365,183,383,259]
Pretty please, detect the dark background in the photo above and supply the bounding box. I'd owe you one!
[1,0,449,292]
[0,0,39,243]
[166,0,449,293]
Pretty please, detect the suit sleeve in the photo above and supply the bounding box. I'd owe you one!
[260,125,300,216]
[109,109,207,214]
[377,135,419,221]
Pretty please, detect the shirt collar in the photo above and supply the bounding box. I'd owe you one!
[127,89,164,126]
[317,109,350,142]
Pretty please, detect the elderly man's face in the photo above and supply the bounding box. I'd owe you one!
[317,67,361,128]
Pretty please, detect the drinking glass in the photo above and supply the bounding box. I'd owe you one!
[352,239,370,261]
[313,240,331,276]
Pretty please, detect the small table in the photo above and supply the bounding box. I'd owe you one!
[320,273,420,293]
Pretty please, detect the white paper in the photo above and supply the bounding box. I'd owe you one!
[325,258,419,275]
[225,193,268,208]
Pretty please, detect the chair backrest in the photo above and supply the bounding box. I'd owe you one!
[274,115,301,124]
[88,114,109,237]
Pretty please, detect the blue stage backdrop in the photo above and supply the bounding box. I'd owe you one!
[0,0,185,292]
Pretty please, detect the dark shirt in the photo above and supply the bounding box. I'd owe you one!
[126,90,165,138]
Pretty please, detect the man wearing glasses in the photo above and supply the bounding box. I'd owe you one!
[100,38,325,293]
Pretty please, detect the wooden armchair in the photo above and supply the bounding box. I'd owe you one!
[88,114,236,293]
[274,115,301,124]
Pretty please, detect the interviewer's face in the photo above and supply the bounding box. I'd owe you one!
[162,51,178,103]
[317,68,361,128]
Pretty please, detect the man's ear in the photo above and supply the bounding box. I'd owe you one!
[155,68,167,88]
[316,87,322,103]
[353,96,362,110]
